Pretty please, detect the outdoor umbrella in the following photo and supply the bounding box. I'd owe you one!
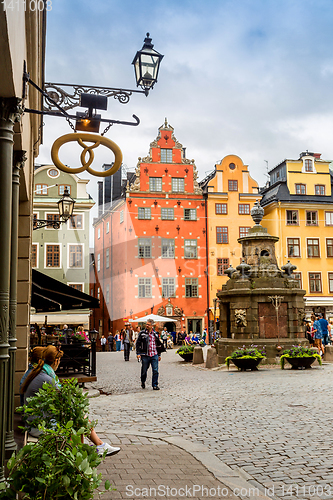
[128,313,175,323]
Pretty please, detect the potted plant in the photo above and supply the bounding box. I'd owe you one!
[0,379,111,499]
[70,329,90,344]
[225,345,266,371]
[176,345,194,362]
[280,345,322,369]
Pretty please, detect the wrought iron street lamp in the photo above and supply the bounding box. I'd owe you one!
[33,187,75,230]
[132,33,164,96]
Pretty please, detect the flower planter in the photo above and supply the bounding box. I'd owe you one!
[178,352,194,362]
[231,358,263,371]
[284,356,316,370]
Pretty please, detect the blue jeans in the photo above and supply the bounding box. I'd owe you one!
[141,354,159,387]
[322,334,329,346]
[116,340,121,351]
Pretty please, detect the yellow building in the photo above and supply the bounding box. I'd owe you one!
[200,154,260,332]
[260,151,333,319]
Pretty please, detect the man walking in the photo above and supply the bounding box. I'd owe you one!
[107,332,114,351]
[313,315,324,356]
[136,319,165,390]
[123,324,132,361]
[318,314,330,346]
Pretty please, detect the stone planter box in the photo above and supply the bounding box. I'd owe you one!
[283,356,316,370]
[231,357,263,371]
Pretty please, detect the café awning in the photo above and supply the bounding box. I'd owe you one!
[31,270,99,313]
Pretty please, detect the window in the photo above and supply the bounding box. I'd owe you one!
[97,287,100,300]
[161,239,175,258]
[138,238,151,258]
[184,239,197,258]
[329,273,333,293]
[138,278,152,298]
[160,148,172,163]
[97,228,100,239]
[184,208,196,220]
[162,278,175,298]
[286,210,298,225]
[161,208,174,220]
[238,204,250,215]
[309,273,322,293]
[315,185,326,196]
[307,238,320,257]
[97,254,100,272]
[35,184,48,195]
[48,168,59,177]
[294,272,302,288]
[185,278,198,297]
[69,214,83,229]
[46,245,60,267]
[295,184,306,195]
[216,227,228,244]
[106,248,110,268]
[325,212,333,226]
[106,221,109,233]
[138,207,151,220]
[58,185,71,195]
[287,238,300,257]
[31,244,37,268]
[239,227,250,238]
[327,239,333,257]
[306,211,318,226]
[217,258,229,276]
[106,284,110,303]
[149,177,162,192]
[69,284,83,292]
[69,245,83,267]
[215,203,227,214]
[228,180,238,191]
[304,159,313,172]
[46,213,60,228]
[120,210,124,223]
[171,178,184,193]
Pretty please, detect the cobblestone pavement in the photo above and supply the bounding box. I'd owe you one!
[88,349,333,500]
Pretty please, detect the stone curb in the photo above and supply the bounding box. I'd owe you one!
[105,427,274,500]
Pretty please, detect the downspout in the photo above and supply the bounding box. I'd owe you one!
[204,191,210,341]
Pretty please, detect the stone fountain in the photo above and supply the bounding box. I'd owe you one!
[216,201,307,364]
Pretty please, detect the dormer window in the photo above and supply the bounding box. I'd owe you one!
[161,148,172,163]
[304,158,313,172]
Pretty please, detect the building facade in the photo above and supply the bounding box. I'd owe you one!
[92,120,208,335]
[200,155,260,332]
[260,151,333,320]
[32,165,95,328]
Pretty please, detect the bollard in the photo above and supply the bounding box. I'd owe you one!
[205,347,219,369]
[193,346,204,364]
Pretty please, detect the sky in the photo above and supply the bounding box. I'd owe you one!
[37,0,333,232]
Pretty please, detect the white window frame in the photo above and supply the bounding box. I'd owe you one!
[68,244,84,269]
[161,238,175,258]
[184,208,197,221]
[31,243,39,268]
[162,278,176,298]
[44,243,61,269]
[301,157,317,174]
[138,277,152,298]
[106,221,110,233]
[120,210,124,223]
[106,248,110,268]
[68,213,84,230]
[184,239,197,259]
[106,284,110,303]
[67,282,84,292]
[325,212,333,226]
[185,278,199,297]
[47,168,60,179]
[149,177,162,192]
[160,148,172,163]
[97,253,101,272]
[171,178,185,193]
[97,227,101,239]
[138,238,152,258]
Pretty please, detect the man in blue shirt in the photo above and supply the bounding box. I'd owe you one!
[313,316,324,356]
[318,314,330,346]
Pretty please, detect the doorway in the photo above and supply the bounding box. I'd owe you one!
[187,318,202,335]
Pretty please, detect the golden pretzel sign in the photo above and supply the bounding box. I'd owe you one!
[51,133,123,178]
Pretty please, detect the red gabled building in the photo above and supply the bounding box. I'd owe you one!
[92,120,207,336]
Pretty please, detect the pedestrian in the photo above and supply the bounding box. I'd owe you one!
[306,321,314,345]
[136,319,165,390]
[123,324,132,361]
[100,334,107,352]
[115,330,121,351]
[107,332,114,351]
[20,345,120,456]
[161,327,168,350]
[313,315,324,356]
[318,314,330,346]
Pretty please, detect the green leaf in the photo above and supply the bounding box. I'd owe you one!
[105,480,111,490]
[62,475,70,487]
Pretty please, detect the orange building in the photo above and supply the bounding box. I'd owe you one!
[200,155,260,332]
[92,120,208,336]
